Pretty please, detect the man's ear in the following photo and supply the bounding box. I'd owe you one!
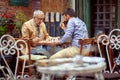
[66,15,70,19]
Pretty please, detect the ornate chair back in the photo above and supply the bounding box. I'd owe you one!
[0,34,30,80]
[97,29,120,74]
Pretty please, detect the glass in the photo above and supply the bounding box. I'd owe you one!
[105,14,110,19]
[36,17,44,21]
[99,14,103,19]
[99,0,103,4]
[99,6,103,12]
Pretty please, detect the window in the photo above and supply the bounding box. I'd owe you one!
[91,0,117,36]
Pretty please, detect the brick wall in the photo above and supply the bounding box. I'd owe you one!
[0,0,33,18]
[0,0,70,18]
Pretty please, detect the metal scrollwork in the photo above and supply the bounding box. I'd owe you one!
[97,29,120,74]
[109,29,120,50]
[0,34,29,80]
[97,34,109,46]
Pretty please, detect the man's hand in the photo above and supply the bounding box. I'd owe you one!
[32,37,40,44]
[59,22,66,30]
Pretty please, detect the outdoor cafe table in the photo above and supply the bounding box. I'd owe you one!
[35,56,106,80]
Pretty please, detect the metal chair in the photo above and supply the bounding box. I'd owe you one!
[97,29,120,75]
[17,38,47,76]
[0,34,47,80]
[0,34,29,79]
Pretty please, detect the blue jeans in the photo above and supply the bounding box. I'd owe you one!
[47,46,62,56]
[30,45,62,57]
[30,45,49,56]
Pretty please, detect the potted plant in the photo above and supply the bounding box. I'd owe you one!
[12,10,28,37]
[0,14,15,37]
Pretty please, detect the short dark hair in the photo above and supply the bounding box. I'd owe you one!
[62,8,76,17]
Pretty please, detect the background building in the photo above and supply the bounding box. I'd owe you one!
[0,0,119,37]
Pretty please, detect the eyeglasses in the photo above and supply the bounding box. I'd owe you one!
[36,17,44,21]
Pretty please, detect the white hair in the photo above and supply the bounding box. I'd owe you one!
[33,10,44,17]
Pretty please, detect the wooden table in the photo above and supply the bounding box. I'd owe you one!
[38,40,70,48]
[36,56,106,80]
[38,40,57,46]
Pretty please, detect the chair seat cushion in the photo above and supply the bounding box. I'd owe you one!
[18,54,47,60]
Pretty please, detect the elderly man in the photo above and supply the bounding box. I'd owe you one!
[21,10,51,57]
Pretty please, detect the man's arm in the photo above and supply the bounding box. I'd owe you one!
[58,20,74,44]
[21,23,30,39]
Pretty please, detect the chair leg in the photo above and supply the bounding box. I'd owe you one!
[26,61,32,76]
[17,60,23,75]
[17,60,32,76]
